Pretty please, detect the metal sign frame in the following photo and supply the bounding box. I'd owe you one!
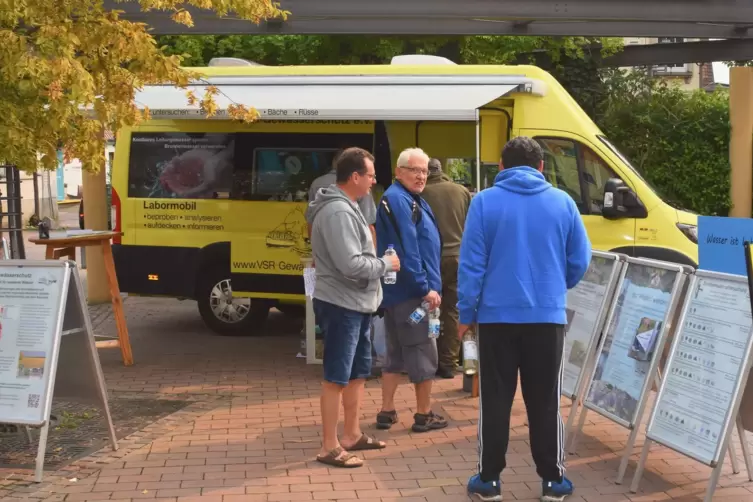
[561,251,626,440]
[630,267,753,502]
[572,256,689,483]
[0,260,117,482]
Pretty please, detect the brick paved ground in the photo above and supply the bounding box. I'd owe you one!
[2,296,753,501]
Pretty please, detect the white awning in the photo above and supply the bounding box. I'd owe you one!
[134,76,527,121]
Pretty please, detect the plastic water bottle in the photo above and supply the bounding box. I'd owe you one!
[408,301,430,325]
[462,332,479,375]
[428,308,440,339]
[384,244,397,284]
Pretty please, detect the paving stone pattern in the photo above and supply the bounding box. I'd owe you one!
[1,297,753,501]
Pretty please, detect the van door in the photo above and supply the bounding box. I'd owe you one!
[522,132,637,254]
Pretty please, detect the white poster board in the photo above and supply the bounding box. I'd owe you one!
[0,260,117,482]
[0,263,68,425]
[573,257,689,484]
[562,251,624,399]
[630,265,753,502]
[584,258,687,428]
[645,270,753,466]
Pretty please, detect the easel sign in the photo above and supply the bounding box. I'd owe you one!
[630,266,753,502]
[0,260,117,482]
[574,257,689,484]
[561,251,624,437]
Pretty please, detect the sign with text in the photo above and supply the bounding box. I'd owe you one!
[0,260,117,483]
[698,216,753,276]
[645,270,753,466]
[562,251,623,399]
[584,258,686,427]
[0,264,68,424]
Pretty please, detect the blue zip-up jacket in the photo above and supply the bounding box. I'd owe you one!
[376,181,442,308]
[458,166,592,325]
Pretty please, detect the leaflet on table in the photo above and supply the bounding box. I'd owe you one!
[562,255,614,398]
[587,264,677,424]
[0,266,67,424]
[648,276,752,464]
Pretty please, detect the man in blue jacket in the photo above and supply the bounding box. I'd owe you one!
[374,147,447,433]
[459,137,591,502]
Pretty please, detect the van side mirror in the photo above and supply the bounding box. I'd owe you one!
[602,178,647,219]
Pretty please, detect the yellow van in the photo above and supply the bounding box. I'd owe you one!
[110,55,699,335]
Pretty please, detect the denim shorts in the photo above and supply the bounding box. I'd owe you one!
[313,299,373,386]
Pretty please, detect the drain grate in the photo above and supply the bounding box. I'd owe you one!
[0,397,190,470]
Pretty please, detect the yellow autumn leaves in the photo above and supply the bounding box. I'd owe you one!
[0,0,286,173]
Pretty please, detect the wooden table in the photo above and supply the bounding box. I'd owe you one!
[28,231,133,366]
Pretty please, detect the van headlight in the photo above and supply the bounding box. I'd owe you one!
[677,223,698,244]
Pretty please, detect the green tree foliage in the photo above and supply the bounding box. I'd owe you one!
[595,69,730,216]
[155,34,620,67]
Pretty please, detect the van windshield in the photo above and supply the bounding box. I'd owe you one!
[597,135,692,213]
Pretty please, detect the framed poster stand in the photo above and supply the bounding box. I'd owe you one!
[629,254,753,501]
[0,260,117,482]
[570,257,689,484]
[561,251,625,442]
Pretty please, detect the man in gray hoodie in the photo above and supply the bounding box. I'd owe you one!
[306,147,401,469]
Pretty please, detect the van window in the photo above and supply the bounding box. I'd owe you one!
[128,132,235,199]
[536,138,586,211]
[582,146,621,215]
[252,149,337,201]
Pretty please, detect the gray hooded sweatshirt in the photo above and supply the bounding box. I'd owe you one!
[306,185,387,313]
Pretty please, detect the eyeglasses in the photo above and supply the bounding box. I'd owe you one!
[399,166,429,177]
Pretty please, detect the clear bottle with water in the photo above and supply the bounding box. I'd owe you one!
[428,308,441,339]
[383,244,397,284]
[408,301,430,325]
[462,332,479,375]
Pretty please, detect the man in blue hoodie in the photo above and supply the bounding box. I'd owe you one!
[459,137,591,502]
[374,147,447,433]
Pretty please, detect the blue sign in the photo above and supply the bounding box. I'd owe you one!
[698,215,753,276]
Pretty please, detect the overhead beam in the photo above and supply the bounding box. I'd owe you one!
[604,39,753,66]
[518,39,753,67]
[107,0,753,37]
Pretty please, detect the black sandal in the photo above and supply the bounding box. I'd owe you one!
[412,411,448,433]
[376,410,398,430]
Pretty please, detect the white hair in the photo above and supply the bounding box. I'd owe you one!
[396,147,430,168]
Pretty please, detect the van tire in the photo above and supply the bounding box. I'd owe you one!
[196,268,270,336]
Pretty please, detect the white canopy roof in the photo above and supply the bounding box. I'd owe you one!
[134,75,539,121]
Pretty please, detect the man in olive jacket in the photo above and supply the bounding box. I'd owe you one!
[420,158,472,378]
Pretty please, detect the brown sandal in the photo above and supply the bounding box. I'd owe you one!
[343,433,387,451]
[315,446,363,468]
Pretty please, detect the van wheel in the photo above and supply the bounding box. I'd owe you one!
[197,269,270,336]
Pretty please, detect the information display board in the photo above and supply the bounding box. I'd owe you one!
[644,270,753,466]
[583,258,687,428]
[0,260,117,482]
[570,257,689,484]
[562,251,623,400]
[0,263,68,425]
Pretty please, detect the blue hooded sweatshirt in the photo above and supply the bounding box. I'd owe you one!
[376,181,442,309]
[458,166,591,325]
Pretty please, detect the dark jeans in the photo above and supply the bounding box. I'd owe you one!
[313,299,372,386]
